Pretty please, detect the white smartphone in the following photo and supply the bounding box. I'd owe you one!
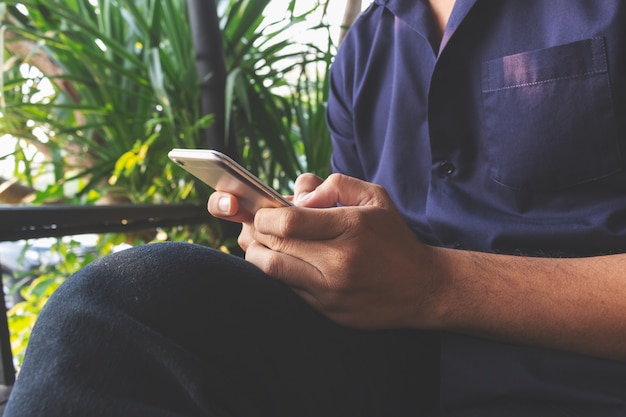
[168,148,293,214]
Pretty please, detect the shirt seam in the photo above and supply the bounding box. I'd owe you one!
[482,69,607,93]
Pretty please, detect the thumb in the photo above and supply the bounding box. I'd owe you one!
[293,173,324,206]
[301,174,393,209]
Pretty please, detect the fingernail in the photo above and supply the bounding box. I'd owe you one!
[218,196,231,214]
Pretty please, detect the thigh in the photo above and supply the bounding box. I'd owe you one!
[6,242,439,417]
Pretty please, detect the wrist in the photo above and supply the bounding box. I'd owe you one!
[417,245,470,331]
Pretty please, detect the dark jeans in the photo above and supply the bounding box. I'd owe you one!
[3,242,439,417]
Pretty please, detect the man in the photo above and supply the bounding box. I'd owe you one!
[5,1,626,416]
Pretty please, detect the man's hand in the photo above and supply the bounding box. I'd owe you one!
[207,173,327,252]
[245,174,446,330]
[209,173,626,361]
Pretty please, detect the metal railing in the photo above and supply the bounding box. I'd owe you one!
[0,203,215,386]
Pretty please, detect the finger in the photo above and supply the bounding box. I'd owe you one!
[300,174,394,209]
[253,206,352,241]
[207,191,254,223]
[245,240,324,295]
[237,224,254,252]
[245,241,354,323]
[293,173,324,206]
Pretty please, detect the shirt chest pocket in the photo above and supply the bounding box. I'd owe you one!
[481,37,622,191]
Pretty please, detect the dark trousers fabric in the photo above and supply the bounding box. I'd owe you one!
[3,242,439,417]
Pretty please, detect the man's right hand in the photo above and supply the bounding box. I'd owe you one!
[207,173,326,252]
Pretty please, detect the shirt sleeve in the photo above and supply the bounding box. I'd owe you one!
[326,26,365,179]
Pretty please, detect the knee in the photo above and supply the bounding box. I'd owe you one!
[43,242,257,320]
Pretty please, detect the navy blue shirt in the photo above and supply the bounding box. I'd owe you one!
[328,0,626,413]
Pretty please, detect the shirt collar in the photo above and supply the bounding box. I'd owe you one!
[441,0,478,51]
[373,0,479,54]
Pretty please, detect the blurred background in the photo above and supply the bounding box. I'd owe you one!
[0,0,368,368]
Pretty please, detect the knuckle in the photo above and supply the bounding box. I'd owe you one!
[258,252,285,278]
[237,234,250,251]
[341,208,366,231]
[261,232,293,255]
[267,234,285,251]
[326,173,344,188]
[296,172,321,187]
[371,185,391,207]
[238,225,253,251]
[371,182,387,196]
[277,208,299,236]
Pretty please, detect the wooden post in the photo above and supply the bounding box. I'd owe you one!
[185,0,237,158]
[339,0,364,45]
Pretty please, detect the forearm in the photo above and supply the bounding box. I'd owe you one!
[431,247,626,362]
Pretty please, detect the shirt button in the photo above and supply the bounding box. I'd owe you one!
[438,160,456,177]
